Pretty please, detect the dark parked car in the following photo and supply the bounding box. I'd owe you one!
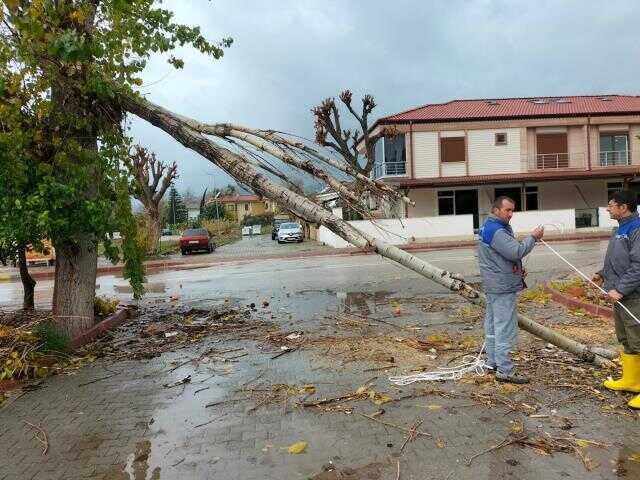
[161,228,172,236]
[271,217,290,240]
[180,228,216,255]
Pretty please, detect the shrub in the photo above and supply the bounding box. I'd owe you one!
[33,321,70,353]
[241,213,274,226]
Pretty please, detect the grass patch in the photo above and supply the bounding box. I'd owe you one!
[519,286,551,305]
[33,321,69,353]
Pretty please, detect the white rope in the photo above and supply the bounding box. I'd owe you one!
[539,237,640,326]
[389,343,489,385]
[388,222,640,386]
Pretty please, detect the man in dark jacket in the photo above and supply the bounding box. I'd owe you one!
[478,196,544,384]
[593,190,640,409]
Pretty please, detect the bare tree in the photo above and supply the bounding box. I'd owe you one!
[312,90,382,176]
[124,94,615,366]
[129,146,177,254]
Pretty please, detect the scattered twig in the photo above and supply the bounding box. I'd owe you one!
[396,459,400,480]
[400,418,423,453]
[194,419,216,428]
[356,413,431,438]
[23,420,49,455]
[171,458,185,467]
[466,435,527,466]
[194,386,210,395]
[78,373,118,387]
[163,376,191,388]
[205,397,247,408]
[271,347,298,360]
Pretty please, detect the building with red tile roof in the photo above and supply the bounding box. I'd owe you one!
[367,95,640,230]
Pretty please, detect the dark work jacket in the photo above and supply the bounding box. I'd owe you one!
[600,212,640,296]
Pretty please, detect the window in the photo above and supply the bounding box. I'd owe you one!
[244,204,249,212]
[525,186,538,211]
[608,182,624,200]
[373,135,406,177]
[495,133,508,146]
[600,134,629,166]
[440,137,466,163]
[437,191,454,215]
[494,187,522,211]
[437,189,479,227]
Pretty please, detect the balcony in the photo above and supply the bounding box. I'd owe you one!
[524,153,585,172]
[373,161,407,178]
[599,150,631,167]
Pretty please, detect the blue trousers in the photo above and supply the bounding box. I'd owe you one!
[484,292,518,374]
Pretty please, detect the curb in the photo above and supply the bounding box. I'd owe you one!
[543,284,613,319]
[1,233,613,283]
[70,307,135,349]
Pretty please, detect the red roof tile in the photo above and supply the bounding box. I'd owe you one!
[382,95,640,123]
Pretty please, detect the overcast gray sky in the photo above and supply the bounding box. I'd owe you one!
[130,0,640,194]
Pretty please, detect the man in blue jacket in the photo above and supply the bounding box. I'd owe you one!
[478,196,544,384]
[593,190,640,409]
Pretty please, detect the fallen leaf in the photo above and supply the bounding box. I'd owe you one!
[436,438,445,449]
[628,452,640,463]
[287,441,308,454]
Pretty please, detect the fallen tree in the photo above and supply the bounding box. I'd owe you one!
[123,93,616,366]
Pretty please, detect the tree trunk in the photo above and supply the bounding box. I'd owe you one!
[124,94,616,365]
[146,207,161,255]
[49,80,99,339]
[52,239,97,339]
[17,244,35,311]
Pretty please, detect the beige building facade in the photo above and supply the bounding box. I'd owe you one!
[367,96,640,229]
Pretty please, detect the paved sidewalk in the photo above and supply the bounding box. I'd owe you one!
[2,282,639,480]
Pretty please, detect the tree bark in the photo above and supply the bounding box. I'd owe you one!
[146,206,161,255]
[17,244,36,311]
[124,94,615,365]
[52,239,97,339]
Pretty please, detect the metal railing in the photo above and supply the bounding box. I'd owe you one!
[524,152,585,171]
[599,150,631,166]
[374,161,407,178]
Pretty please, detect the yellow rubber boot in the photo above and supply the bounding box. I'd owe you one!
[603,352,640,393]
[629,393,640,409]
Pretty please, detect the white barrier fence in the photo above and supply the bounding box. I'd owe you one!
[598,207,617,229]
[317,208,616,248]
[317,215,474,248]
[509,209,576,234]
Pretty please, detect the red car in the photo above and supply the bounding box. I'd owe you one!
[179,228,216,255]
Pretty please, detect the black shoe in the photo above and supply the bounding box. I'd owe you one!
[496,370,529,384]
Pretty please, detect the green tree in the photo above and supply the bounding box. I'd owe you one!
[163,186,188,226]
[1,1,231,337]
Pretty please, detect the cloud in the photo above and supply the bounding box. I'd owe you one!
[129,0,640,193]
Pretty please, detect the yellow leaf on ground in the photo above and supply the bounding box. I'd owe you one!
[436,438,445,449]
[628,453,640,463]
[287,441,308,454]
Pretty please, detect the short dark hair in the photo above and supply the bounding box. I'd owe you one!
[492,196,516,211]
[610,190,638,212]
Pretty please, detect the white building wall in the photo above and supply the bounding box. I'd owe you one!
[317,215,474,248]
[407,188,436,218]
[441,162,466,177]
[510,209,576,234]
[413,132,439,178]
[467,128,521,175]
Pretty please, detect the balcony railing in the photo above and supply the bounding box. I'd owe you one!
[374,161,407,178]
[599,150,630,166]
[524,152,585,171]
